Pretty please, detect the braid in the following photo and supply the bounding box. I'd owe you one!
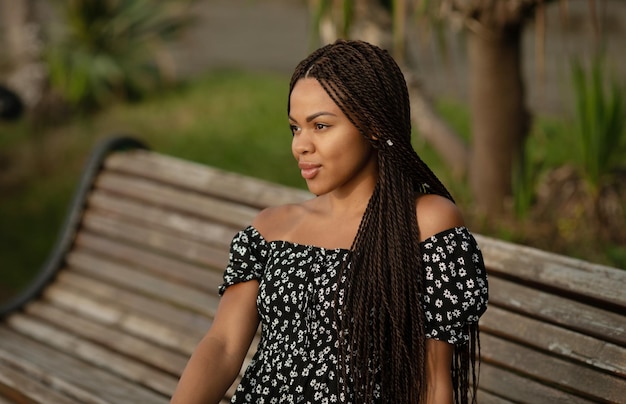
[289,39,478,403]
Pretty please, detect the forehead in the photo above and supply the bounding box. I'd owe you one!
[289,78,339,111]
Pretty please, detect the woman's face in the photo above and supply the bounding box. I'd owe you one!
[289,78,378,196]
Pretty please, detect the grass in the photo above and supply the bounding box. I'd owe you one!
[0,68,624,303]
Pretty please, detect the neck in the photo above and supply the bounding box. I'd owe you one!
[321,179,376,220]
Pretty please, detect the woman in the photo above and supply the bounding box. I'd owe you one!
[171,39,488,403]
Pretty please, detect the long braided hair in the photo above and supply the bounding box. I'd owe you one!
[288,39,480,403]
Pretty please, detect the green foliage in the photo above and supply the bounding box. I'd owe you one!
[510,121,558,220]
[571,56,626,192]
[512,148,537,219]
[308,0,354,47]
[46,0,193,110]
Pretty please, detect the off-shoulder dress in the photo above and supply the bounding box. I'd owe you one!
[219,225,488,403]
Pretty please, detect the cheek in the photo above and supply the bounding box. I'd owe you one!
[291,137,298,159]
[354,139,377,170]
[349,136,374,160]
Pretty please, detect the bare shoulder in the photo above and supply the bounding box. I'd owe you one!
[415,194,465,242]
[251,202,308,240]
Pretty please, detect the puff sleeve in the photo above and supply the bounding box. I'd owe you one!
[218,226,269,296]
[421,226,489,345]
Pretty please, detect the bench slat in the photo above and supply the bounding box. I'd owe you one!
[474,388,516,404]
[0,394,19,404]
[41,280,205,355]
[480,333,626,403]
[6,312,179,397]
[22,302,188,375]
[104,150,311,208]
[476,234,626,308]
[67,249,216,314]
[478,362,595,403]
[0,361,78,404]
[86,186,242,260]
[89,190,242,249]
[0,326,169,403]
[75,232,223,293]
[94,172,258,229]
[487,276,626,346]
[35,276,258,401]
[55,271,213,333]
[481,305,626,377]
[82,211,229,269]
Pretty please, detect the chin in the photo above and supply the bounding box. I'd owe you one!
[305,181,330,196]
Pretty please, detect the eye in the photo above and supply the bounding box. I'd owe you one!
[289,124,300,135]
[315,123,328,130]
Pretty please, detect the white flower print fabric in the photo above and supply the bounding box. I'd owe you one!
[219,226,488,403]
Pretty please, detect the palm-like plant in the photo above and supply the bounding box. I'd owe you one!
[47,0,193,110]
[571,57,626,194]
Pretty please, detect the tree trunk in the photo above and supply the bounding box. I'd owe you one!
[405,71,468,179]
[0,0,47,111]
[467,24,530,215]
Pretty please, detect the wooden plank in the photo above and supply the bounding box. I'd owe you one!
[19,303,189,375]
[478,362,595,403]
[476,234,626,308]
[93,172,258,229]
[480,305,626,377]
[75,232,223,293]
[487,276,626,346]
[480,334,626,403]
[81,211,229,270]
[0,327,169,403]
[0,395,16,404]
[475,388,516,404]
[45,276,259,361]
[39,279,257,401]
[66,249,219,314]
[55,271,213,333]
[0,395,15,404]
[88,190,241,249]
[51,270,258,356]
[104,150,312,208]
[41,284,205,355]
[0,394,19,404]
[6,313,179,397]
[0,361,77,404]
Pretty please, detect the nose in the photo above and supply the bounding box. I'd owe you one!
[292,130,314,155]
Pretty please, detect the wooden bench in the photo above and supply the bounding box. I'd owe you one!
[0,136,624,403]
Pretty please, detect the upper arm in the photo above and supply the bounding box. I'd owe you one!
[208,280,260,361]
[170,281,259,403]
[415,194,464,242]
[418,195,462,402]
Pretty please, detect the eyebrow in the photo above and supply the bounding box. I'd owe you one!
[289,111,338,123]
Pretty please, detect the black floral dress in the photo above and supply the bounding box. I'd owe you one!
[219,226,488,403]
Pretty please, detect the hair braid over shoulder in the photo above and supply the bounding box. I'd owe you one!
[288,39,479,403]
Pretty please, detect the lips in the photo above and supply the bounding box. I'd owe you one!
[298,162,321,180]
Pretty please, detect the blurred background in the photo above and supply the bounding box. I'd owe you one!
[1,0,625,303]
